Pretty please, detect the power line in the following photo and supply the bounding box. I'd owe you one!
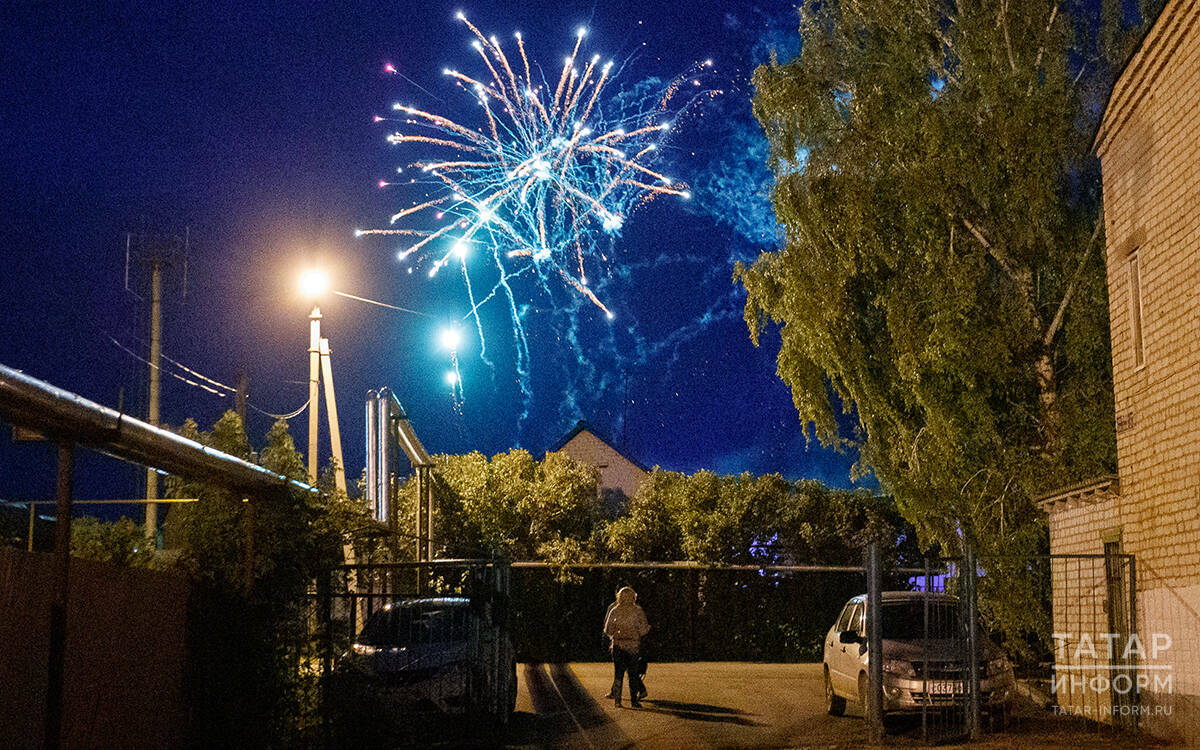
[104,333,310,420]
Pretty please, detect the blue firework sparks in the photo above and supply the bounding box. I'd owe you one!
[360,13,719,398]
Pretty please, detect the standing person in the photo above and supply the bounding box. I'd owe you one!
[603,586,650,707]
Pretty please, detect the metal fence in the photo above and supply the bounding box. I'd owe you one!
[307,549,1141,746]
[507,562,914,664]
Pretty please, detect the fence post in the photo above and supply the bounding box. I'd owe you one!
[965,545,980,740]
[687,567,696,662]
[45,441,74,750]
[866,542,884,742]
[317,570,333,744]
[922,557,931,743]
[1128,555,1139,730]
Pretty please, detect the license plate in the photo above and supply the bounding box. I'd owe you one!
[928,681,962,695]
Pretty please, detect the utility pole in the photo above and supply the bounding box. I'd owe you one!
[144,258,162,542]
[319,338,346,492]
[126,230,187,546]
[235,367,248,422]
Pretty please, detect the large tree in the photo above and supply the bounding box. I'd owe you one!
[738,0,1155,555]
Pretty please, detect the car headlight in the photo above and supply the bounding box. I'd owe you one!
[882,659,916,678]
[351,643,379,655]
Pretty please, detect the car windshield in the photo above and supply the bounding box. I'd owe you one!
[881,600,963,640]
[358,603,471,646]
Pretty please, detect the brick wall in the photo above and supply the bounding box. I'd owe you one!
[1057,0,1200,739]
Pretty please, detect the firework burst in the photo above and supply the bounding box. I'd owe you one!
[361,13,719,404]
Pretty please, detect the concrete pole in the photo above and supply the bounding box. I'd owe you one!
[144,259,161,543]
[307,304,321,481]
[318,338,346,493]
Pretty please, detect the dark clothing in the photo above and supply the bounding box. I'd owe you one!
[611,646,645,701]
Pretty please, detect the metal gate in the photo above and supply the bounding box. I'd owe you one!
[315,559,517,747]
[861,547,1140,744]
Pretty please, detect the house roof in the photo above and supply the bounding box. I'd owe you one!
[549,420,650,473]
[1035,474,1120,512]
[1094,0,1199,155]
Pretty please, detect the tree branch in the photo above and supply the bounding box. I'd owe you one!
[998,0,1018,73]
[958,215,1041,328]
[1042,211,1104,348]
[1027,3,1061,96]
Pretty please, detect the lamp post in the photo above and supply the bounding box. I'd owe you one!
[299,268,329,481]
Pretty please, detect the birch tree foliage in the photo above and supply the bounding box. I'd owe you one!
[738,0,1155,554]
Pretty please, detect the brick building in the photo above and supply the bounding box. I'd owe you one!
[1039,0,1200,740]
[551,421,648,516]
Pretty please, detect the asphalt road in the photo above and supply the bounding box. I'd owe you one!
[513,662,859,750]
[493,663,1159,750]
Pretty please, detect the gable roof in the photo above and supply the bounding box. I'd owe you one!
[1035,474,1120,512]
[549,420,650,473]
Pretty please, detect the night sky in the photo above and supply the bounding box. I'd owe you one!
[0,1,869,516]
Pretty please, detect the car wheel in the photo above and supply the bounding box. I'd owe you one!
[824,667,846,716]
[858,672,883,727]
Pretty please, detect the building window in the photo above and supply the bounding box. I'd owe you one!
[1128,253,1144,368]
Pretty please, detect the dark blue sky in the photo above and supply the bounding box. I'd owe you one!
[0,0,869,515]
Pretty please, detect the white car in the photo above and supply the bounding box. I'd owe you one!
[822,592,1015,720]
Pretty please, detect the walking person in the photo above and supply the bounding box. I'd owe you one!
[603,586,650,707]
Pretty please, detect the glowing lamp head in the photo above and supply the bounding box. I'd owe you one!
[439,327,462,350]
[299,269,329,299]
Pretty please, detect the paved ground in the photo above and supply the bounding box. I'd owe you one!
[419,663,1167,749]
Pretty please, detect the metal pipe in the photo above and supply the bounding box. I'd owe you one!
[365,390,378,518]
[376,390,392,525]
[0,364,314,496]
